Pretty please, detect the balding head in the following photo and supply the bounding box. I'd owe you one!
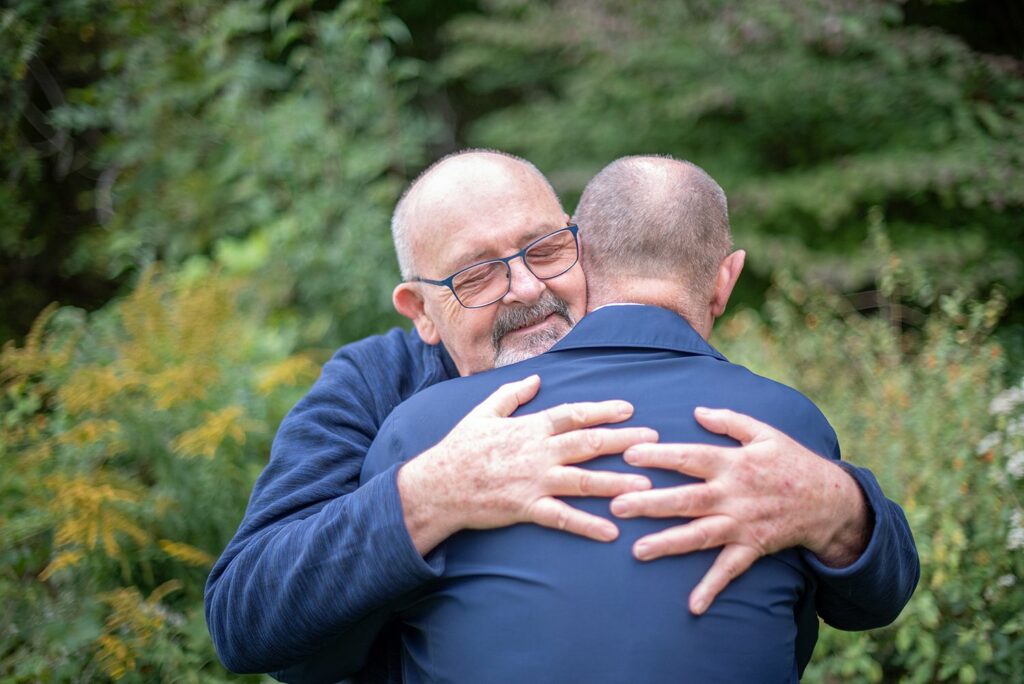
[392,149,561,280]
[573,155,733,319]
[389,149,585,376]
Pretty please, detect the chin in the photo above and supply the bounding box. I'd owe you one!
[493,324,568,368]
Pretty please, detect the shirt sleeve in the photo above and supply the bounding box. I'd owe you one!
[204,335,446,675]
[803,460,921,630]
[271,413,434,684]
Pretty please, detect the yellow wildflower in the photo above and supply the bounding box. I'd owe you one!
[256,354,321,396]
[171,405,247,459]
[159,539,215,568]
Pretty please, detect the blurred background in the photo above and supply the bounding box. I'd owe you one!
[2,0,1022,680]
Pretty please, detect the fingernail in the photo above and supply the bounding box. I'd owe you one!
[599,523,618,541]
[611,499,632,516]
[695,407,711,417]
[642,429,659,442]
[692,598,708,615]
[630,476,651,490]
[634,542,651,560]
[624,445,649,464]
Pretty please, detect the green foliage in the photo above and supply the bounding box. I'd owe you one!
[2,0,1022,680]
[715,241,1024,682]
[441,0,1024,309]
[3,0,434,344]
[1,269,316,681]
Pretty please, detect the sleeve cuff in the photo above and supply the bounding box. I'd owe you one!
[364,462,446,584]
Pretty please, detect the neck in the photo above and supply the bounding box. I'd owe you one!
[587,277,711,338]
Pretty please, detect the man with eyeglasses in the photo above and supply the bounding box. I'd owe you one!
[206,150,917,682]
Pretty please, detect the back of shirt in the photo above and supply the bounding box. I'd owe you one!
[363,310,839,684]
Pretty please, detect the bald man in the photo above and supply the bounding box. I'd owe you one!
[206,151,917,681]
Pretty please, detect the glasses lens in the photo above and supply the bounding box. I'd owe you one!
[525,229,578,279]
[452,260,510,308]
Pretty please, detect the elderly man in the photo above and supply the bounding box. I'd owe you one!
[205,151,917,680]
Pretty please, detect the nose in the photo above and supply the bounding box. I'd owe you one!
[501,256,545,306]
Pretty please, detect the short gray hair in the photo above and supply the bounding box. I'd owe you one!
[573,155,732,303]
[391,148,560,280]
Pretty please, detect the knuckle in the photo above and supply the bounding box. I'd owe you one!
[672,488,690,513]
[584,428,603,451]
[695,485,715,510]
[577,471,595,495]
[672,450,689,470]
[546,405,567,430]
[555,507,571,531]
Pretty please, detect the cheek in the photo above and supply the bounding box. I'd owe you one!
[552,270,588,319]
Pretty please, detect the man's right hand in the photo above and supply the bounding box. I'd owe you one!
[397,374,658,555]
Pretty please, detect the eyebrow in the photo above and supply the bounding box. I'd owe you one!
[442,224,558,275]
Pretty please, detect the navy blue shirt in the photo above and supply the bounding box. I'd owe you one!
[360,306,918,683]
[206,312,918,681]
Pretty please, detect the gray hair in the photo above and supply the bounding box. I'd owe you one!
[573,155,732,304]
[391,148,560,280]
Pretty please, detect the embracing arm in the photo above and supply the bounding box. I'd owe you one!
[271,375,659,683]
[803,461,920,629]
[205,332,449,674]
[208,347,657,677]
[612,408,919,627]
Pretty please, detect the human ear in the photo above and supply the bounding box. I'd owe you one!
[709,250,746,319]
[393,283,441,344]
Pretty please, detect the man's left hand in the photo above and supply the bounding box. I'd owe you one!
[609,407,871,615]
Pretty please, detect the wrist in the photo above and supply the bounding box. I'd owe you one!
[807,464,872,568]
[397,448,460,556]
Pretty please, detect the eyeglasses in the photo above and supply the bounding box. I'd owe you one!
[412,225,580,309]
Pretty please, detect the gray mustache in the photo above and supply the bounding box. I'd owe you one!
[491,294,574,350]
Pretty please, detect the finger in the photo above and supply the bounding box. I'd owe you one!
[688,544,759,615]
[533,400,635,435]
[545,466,651,498]
[622,443,727,478]
[527,497,619,542]
[469,375,541,419]
[629,515,737,560]
[550,426,659,465]
[693,407,770,445]
[610,483,717,519]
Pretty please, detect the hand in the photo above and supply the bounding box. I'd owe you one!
[398,374,659,555]
[610,407,870,615]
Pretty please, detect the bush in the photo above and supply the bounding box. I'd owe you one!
[1,269,319,681]
[441,0,1024,311]
[715,249,1023,681]
[2,0,432,344]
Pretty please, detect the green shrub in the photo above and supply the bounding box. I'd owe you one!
[716,262,1023,682]
[1,269,318,681]
[2,0,431,344]
[441,0,1024,310]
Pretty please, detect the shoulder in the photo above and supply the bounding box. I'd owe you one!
[705,359,840,458]
[323,327,453,395]
[369,362,542,466]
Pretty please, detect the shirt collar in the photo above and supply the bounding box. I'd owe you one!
[549,304,727,361]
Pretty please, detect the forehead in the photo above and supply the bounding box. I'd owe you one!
[408,165,565,276]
